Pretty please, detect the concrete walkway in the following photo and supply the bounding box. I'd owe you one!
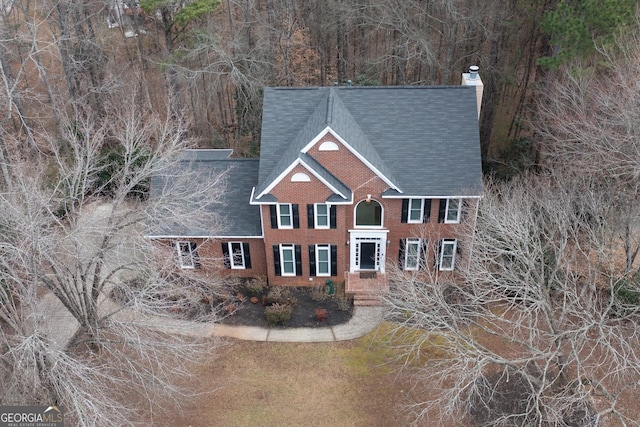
[130,306,385,343]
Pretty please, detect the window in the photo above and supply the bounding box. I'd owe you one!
[355,199,382,227]
[307,204,336,229]
[222,242,252,269]
[319,141,339,151]
[176,241,198,269]
[402,199,431,223]
[315,204,329,228]
[291,172,311,182]
[445,198,461,223]
[278,204,293,228]
[408,199,424,223]
[273,244,302,276]
[316,245,330,276]
[439,239,457,271]
[309,244,337,276]
[280,245,296,276]
[270,204,299,229]
[404,238,421,270]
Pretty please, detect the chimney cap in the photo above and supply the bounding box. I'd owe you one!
[469,65,479,78]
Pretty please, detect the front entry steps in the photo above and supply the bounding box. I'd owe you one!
[345,271,388,306]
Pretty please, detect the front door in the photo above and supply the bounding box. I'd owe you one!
[349,230,388,273]
[359,242,377,270]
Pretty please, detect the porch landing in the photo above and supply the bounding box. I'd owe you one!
[345,271,388,306]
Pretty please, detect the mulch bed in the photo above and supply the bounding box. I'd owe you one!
[220,286,354,328]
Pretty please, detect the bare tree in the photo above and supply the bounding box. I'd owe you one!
[384,175,640,426]
[0,95,230,426]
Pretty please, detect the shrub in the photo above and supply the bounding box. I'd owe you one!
[264,286,297,306]
[245,276,266,297]
[310,285,327,302]
[265,303,293,326]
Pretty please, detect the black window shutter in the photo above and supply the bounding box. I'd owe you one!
[330,245,338,276]
[434,240,443,269]
[294,245,302,276]
[420,239,429,270]
[243,242,251,269]
[270,205,277,228]
[221,242,231,269]
[398,239,405,270]
[461,199,469,223]
[292,204,300,229]
[273,245,281,276]
[307,204,314,229]
[330,205,337,229]
[423,199,432,223]
[308,245,316,276]
[438,199,446,223]
[401,199,409,223]
[191,242,201,269]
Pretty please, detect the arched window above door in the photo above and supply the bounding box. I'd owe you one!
[355,199,383,227]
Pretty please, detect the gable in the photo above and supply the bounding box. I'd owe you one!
[252,154,352,204]
[257,86,483,199]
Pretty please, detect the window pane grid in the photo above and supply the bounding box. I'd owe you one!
[281,245,295,275]
[445,199,461,223]
[315,204,329,228]
[409,199,423,223]
[278,204,292,227]
[440,239,456,271]
[316,245,330,276]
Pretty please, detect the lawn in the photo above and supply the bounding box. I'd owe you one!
[154,326,413,427]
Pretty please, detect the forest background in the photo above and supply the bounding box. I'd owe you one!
[1,0,635,176]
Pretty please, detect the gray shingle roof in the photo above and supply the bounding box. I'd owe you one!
[257,86,483,198]
[149,158,262,237]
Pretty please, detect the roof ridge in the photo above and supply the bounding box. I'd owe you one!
[326,88,334,125]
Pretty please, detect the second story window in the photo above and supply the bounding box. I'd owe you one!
[278,204,292,228]
[270,204,300,229]
[355,199,383,227]
[444,198,462,224]
[408,199,424,223]
[307,204,337,229]
[315,204,329,228]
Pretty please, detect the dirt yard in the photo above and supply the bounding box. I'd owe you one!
[152,328,415,427]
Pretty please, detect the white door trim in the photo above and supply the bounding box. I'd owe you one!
[348,229,389,273]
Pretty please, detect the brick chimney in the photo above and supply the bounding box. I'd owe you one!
[461,65,483,119]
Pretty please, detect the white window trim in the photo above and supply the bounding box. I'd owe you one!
[404,238,421,271]
[228,242,246,269]
[280,244,296,276]
[277,203,293,229]
[176,241,197,269]
[444,198,462,224]
[354,199,384,228]
[439,239,457,271]
[314,203,330,229]
[408,199,424,223]
[315,244,331,277]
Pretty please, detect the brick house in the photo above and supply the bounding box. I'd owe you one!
[149,68,484,304]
